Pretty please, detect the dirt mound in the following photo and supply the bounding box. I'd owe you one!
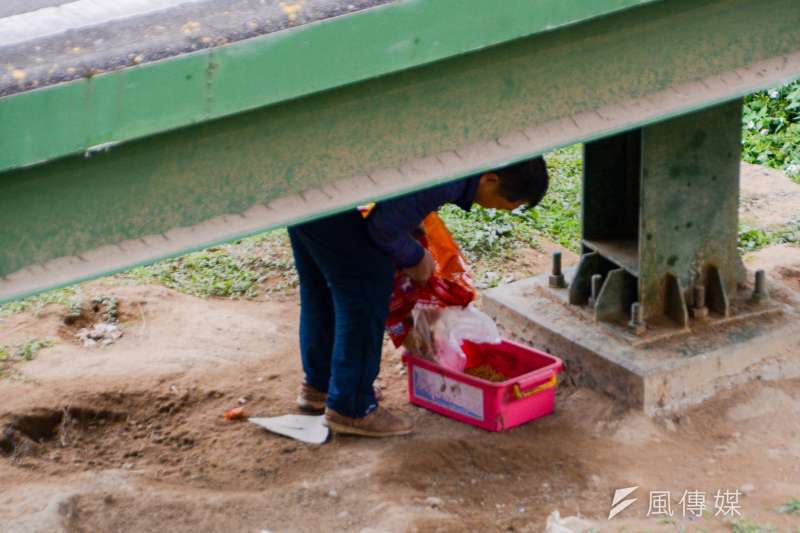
[740,162,800,228]
[776,265,800,292]
[1,406,125,458]
[0,377,351,495]
[0,388,223,478]
[57,294,128,346]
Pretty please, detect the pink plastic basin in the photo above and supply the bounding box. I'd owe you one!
[403,339,563,432]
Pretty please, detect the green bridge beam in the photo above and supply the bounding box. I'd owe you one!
[1,0,800,302]
[0,0,659,174]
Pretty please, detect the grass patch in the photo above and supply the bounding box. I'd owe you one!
[0,231,298,313]
[438,205,537,264]
[124,247,261,298]
[528,145,583,251]
[729,519,777,533]
[776,498,800,515]
[14,339,56,361]
[119,230,297,299]
[0,338,55,378]
[742,81,800,183]
[0,286,79,317]
[439,204,541,288]
[738,219,800,254]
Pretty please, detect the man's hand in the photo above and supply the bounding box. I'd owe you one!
[404,250,435,286]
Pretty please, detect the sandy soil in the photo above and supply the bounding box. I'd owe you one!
[747,245,800,294]
[740,162,800,228]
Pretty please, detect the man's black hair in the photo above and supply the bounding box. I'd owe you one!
[494,156,549,208]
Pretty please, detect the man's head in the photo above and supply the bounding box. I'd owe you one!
[474,156,549,210]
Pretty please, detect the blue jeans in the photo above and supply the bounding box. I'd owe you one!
[288,210,395,418]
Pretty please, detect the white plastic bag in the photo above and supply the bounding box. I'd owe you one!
[544,510,595,533]
[408,303,501,372]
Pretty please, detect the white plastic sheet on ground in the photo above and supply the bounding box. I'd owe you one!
[249,415,329,445]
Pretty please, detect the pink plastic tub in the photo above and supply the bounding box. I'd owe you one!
[403,339,563,432]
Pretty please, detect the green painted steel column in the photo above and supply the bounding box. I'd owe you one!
[576,101,745,327]
[639,100,745,323]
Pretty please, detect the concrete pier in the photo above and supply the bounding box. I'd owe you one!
[484,268,800,415]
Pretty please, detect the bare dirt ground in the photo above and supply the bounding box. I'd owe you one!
[2,271,799,531]
[740,162,800,229]
[1,164,799,533]
[747,245,800,294]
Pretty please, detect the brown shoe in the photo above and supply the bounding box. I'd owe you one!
[324,406,413,437]
[297,383,327,413]
[296,383,384,413]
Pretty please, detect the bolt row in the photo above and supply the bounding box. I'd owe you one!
[548,253,769,336]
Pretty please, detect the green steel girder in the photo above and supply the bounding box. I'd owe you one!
[0,0,660,174]
[2,0,800,303]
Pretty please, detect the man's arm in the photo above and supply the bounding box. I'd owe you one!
[366,180,469,268]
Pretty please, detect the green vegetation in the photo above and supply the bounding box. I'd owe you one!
[0,286,79,317]
[777,498,800,515]
[738,80,800,251]
[119,230,297,299]
[440,203,541,288]
[0,338,55,378]
[738,219,800,254]
[124,247,261,299]
[14,339,55,361]
[729,519,777,533]
[438,204,534,264]
[525,146,583,250]
[742,81,800,184]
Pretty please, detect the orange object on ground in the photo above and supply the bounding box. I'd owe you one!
[386,212,476,347]
[223,407,247,421]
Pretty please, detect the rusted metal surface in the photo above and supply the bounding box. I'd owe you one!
[548,252,567,289]
[576,101,746,328]
[707,265,731,318]
[569,253,615,307]
[594,268,637,324]
[640,100,746,322]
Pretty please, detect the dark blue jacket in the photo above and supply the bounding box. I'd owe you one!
[366,176,480,268]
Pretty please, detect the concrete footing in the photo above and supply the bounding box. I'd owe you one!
[483,269,800,415]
